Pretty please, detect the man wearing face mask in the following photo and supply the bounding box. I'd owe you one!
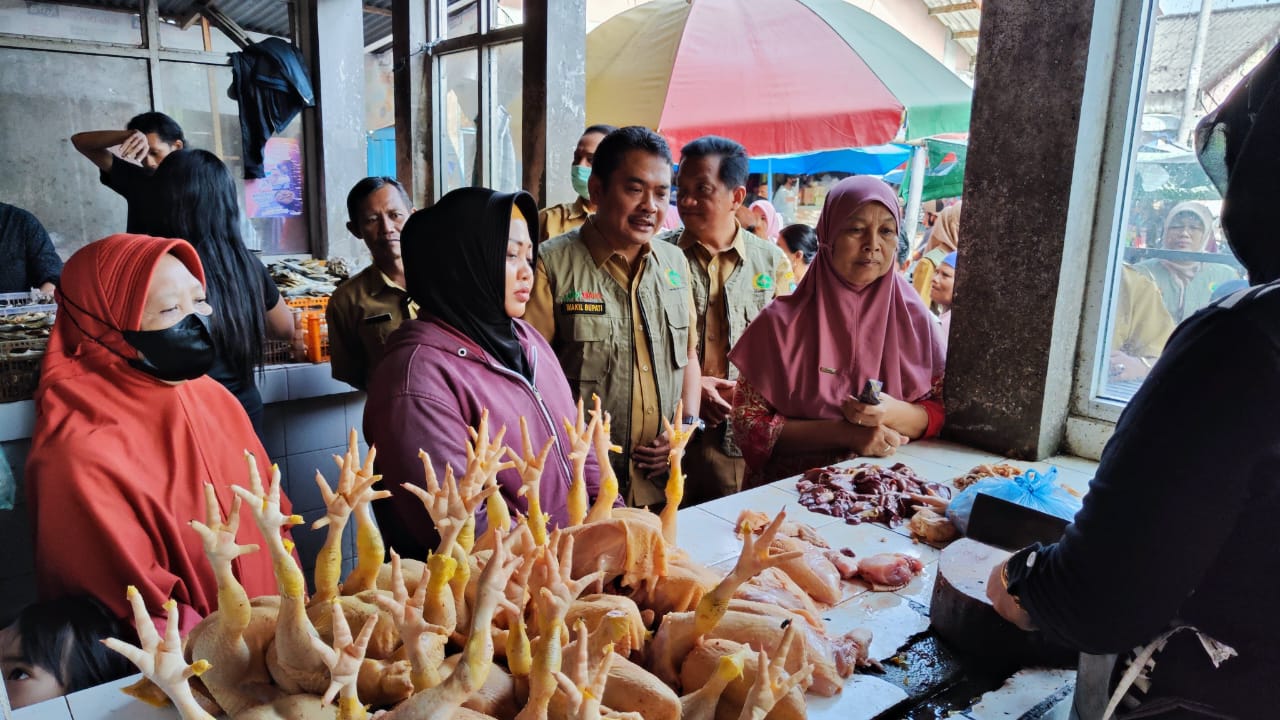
[26,234,286,636]
[537,125,617,241]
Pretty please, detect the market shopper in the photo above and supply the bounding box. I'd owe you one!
[666,135,792,502]
[987,45,1280,719]
[749,199,783,242]
[327,176,417,391]
[912,201,960,306]
[144,149,294,438]
[931,251,957,346]
[729,176,946,486]
[364,188,600,559]
[71,112,185,233]
[26,234,285,635]
[0,202,62,294]
[772,176,799,225]
[537,124,617,241]
[1107,264,1175,384]
[1135,201,1239,324]
[778,223,818,292]
[525,126,702,507]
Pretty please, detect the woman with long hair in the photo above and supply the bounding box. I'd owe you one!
[146,149,293,436]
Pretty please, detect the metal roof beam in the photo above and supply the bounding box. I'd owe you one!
[363,4,392,16]
[195,0,252,49]
[953,30,980,39]
[929,1,980,16]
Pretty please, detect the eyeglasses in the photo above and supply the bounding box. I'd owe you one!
[1168,224,1205,234]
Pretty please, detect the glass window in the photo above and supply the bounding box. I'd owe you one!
[444,0,479,39]
[160,62,309,255]
[439,49,479,195]
[1090,3,1266,406]
[0,48,149,254]
[0,0,142,46]
[494,0,522,29]
[488,41,523,192]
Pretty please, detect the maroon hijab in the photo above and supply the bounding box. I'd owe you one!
[728,176,945,419]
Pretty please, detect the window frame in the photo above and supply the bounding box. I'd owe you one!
[1065,0,1162,457]
[425,0,523,200]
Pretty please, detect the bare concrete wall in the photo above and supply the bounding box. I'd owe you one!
[943,0,1097,459]
[0,48,147,258]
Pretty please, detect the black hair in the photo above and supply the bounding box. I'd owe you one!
[3,597,137,695]
[126,112,185,146]
[590,126,672,188]
[346,176,411,224]
[680,135,750,189]
[779,223,818,264]
[147,149,266,382]
[583,124,618,138]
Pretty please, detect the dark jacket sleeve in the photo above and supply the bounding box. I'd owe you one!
[21,209,62,287]
[1007,308,1280,653]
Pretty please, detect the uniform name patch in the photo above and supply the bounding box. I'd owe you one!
[561,301,605,315]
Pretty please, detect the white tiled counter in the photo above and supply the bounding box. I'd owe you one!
[8,440,1098,720]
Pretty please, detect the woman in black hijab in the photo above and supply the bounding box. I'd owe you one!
[987,43,1280,719]
[363,188,600,559]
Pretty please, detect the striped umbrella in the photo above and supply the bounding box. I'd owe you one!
[587,0,973,156]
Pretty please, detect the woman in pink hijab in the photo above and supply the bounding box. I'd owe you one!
[728,176,946,485]
[749,199,783,241]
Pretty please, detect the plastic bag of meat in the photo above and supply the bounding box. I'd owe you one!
[946,467,1082,534]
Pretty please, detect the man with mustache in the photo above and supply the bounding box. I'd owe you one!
[526,126,702,508]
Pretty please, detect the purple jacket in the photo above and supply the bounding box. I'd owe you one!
[364,316,600,555]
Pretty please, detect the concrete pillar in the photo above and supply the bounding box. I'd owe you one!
[392,0,430,208]
[521,0,587,207]
[943,0,1097,459]
[298,0,367,260]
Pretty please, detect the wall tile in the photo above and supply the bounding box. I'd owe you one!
[259,404,288,460]
[283,446,347,514]
[282,396,350,455]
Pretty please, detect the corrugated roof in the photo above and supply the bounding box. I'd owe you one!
[919,0,981,58]
[1148,5,1280,95]
[40,0,393,47]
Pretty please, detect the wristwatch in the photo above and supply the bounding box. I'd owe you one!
[682,415,706,434]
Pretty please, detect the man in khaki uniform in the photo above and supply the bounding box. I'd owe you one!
[327,176,417,390]
[526,126,702,508]
[665,136,793,503]
[537,124,617,241]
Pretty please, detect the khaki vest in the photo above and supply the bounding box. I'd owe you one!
[539,227,692,480]
[665,227,784,455]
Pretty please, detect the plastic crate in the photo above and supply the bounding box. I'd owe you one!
[285,295,329,312]
[264,339,295,365]
[0,337,48,403]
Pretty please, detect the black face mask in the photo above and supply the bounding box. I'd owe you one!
[122,312,216,382]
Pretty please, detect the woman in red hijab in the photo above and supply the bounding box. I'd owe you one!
[729,177,946,485]
[25,234,285,635]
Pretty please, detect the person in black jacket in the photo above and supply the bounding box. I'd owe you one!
[988,42,1280,719]
[0,202,62,293]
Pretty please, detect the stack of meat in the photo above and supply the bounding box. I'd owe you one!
[796,463,951,527]
[102,403,920,720]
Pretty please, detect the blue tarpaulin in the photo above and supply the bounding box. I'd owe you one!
[747,143,912,176]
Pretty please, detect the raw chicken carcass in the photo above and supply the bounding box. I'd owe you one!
[856,553,925,591]
[768,536,842,605]
[733,568,824,629]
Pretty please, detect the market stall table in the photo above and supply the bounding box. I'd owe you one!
[7,440,1096,720]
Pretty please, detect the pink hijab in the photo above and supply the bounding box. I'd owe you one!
[750,199,783,240]
[729,176,945,419]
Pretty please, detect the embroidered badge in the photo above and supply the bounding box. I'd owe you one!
[819,366,837,375]
[559,289,606,315]
[666,268,683,288]
[753,273,774,291]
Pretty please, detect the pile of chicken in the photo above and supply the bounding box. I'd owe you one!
[105,400,915,720]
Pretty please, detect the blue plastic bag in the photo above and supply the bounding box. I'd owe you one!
[946,467,1082,535]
